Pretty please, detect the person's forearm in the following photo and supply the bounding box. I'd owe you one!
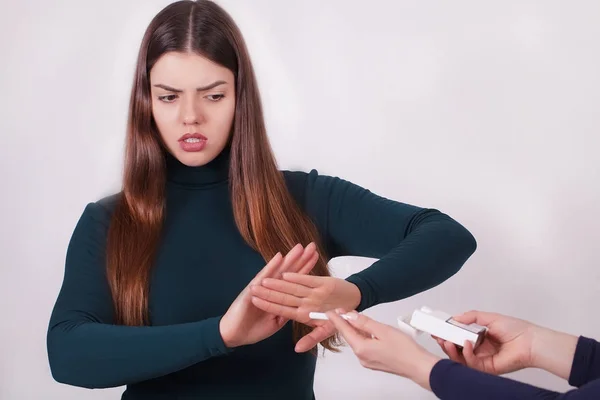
[47,316,230,388]
[429,359,600,399]
[531,326,578,380]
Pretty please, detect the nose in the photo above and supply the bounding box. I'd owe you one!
[181,97,203,126]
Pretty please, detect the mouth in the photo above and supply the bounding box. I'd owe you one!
[178,133,208,153]
[179,133,208,142]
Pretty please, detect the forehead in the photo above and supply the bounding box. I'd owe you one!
[149,51,233,87]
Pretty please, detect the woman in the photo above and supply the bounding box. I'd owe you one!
[327,309,600,398]
[46,1,477,399]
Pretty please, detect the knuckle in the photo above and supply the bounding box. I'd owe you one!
[358,358,370,368]
[354,345,366,357]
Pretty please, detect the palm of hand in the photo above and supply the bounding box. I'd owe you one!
[228,287,288,346]
[220,244,319,348]
[438,313,536,376]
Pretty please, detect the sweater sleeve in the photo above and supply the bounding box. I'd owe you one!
[286,169,477,311]
[430,359,600,399]
[47,202,232,389]
[568,336,600,387]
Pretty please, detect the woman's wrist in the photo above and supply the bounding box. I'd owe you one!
[404,350,441,391]
[530,325,578,380]
[346,282,362,310]
[219,318,237,348]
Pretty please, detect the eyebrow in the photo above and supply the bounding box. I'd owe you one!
[153,80,228,93]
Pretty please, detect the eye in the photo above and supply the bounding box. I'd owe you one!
[206,94,225,102]
[158,94,178,103]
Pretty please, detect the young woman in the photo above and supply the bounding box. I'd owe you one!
[46,1,477,399]
[328,308,600,398]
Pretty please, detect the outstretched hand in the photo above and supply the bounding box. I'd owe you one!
[434,310,536,376]
[327,309,440,390]
[250,272,361,352]
[219,243,319,348]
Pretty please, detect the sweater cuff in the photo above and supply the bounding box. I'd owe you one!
[345,274,376,312]
[203,315,234,357]
[429,359,459,396]
[568,336,597,387]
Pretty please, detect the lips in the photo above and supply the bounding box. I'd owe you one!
[178,133,208,152]
[179,133,208,142]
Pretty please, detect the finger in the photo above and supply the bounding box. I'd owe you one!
[251,296,305,322]
[432,335,444,346]
[463,340,494,373]
[297,251,320,276]
[452,310,498,327]
[434,337,449,355]
[249,285,303,307]
[261,278,311,298]
[344,311,388,339]
[461,340,479,367]
[295,323,337,353]
[251,252,283,284]
[326,311,365,349]
[276,316,289,328]
[285,243,316,275]
[443,341,466,364]
[275,243,306,276]
[282,272,322,288]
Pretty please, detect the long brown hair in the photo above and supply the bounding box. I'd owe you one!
[106,0,339,352]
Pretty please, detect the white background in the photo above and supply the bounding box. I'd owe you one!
[1,0,599,399]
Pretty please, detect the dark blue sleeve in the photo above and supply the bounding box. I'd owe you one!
[430,337,600,400]
[283,169,477,311]
[569,337,600,387]
[47,202,232,389]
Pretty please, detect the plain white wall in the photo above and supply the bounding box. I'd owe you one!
[1,0,599,399]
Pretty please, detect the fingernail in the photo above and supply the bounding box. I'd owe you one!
[345,311,358,320]
[335,308,345,314]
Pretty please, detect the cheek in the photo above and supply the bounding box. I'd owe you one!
[152,102,179,137]
[217,100,236,136]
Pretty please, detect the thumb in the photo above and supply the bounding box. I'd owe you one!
[453,310,497,327]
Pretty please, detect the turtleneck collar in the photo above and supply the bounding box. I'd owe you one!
[165,146,230,187]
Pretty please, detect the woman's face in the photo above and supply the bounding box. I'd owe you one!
[149,51,236,167]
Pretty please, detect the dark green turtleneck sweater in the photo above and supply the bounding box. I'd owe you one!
[47,148,477,399]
